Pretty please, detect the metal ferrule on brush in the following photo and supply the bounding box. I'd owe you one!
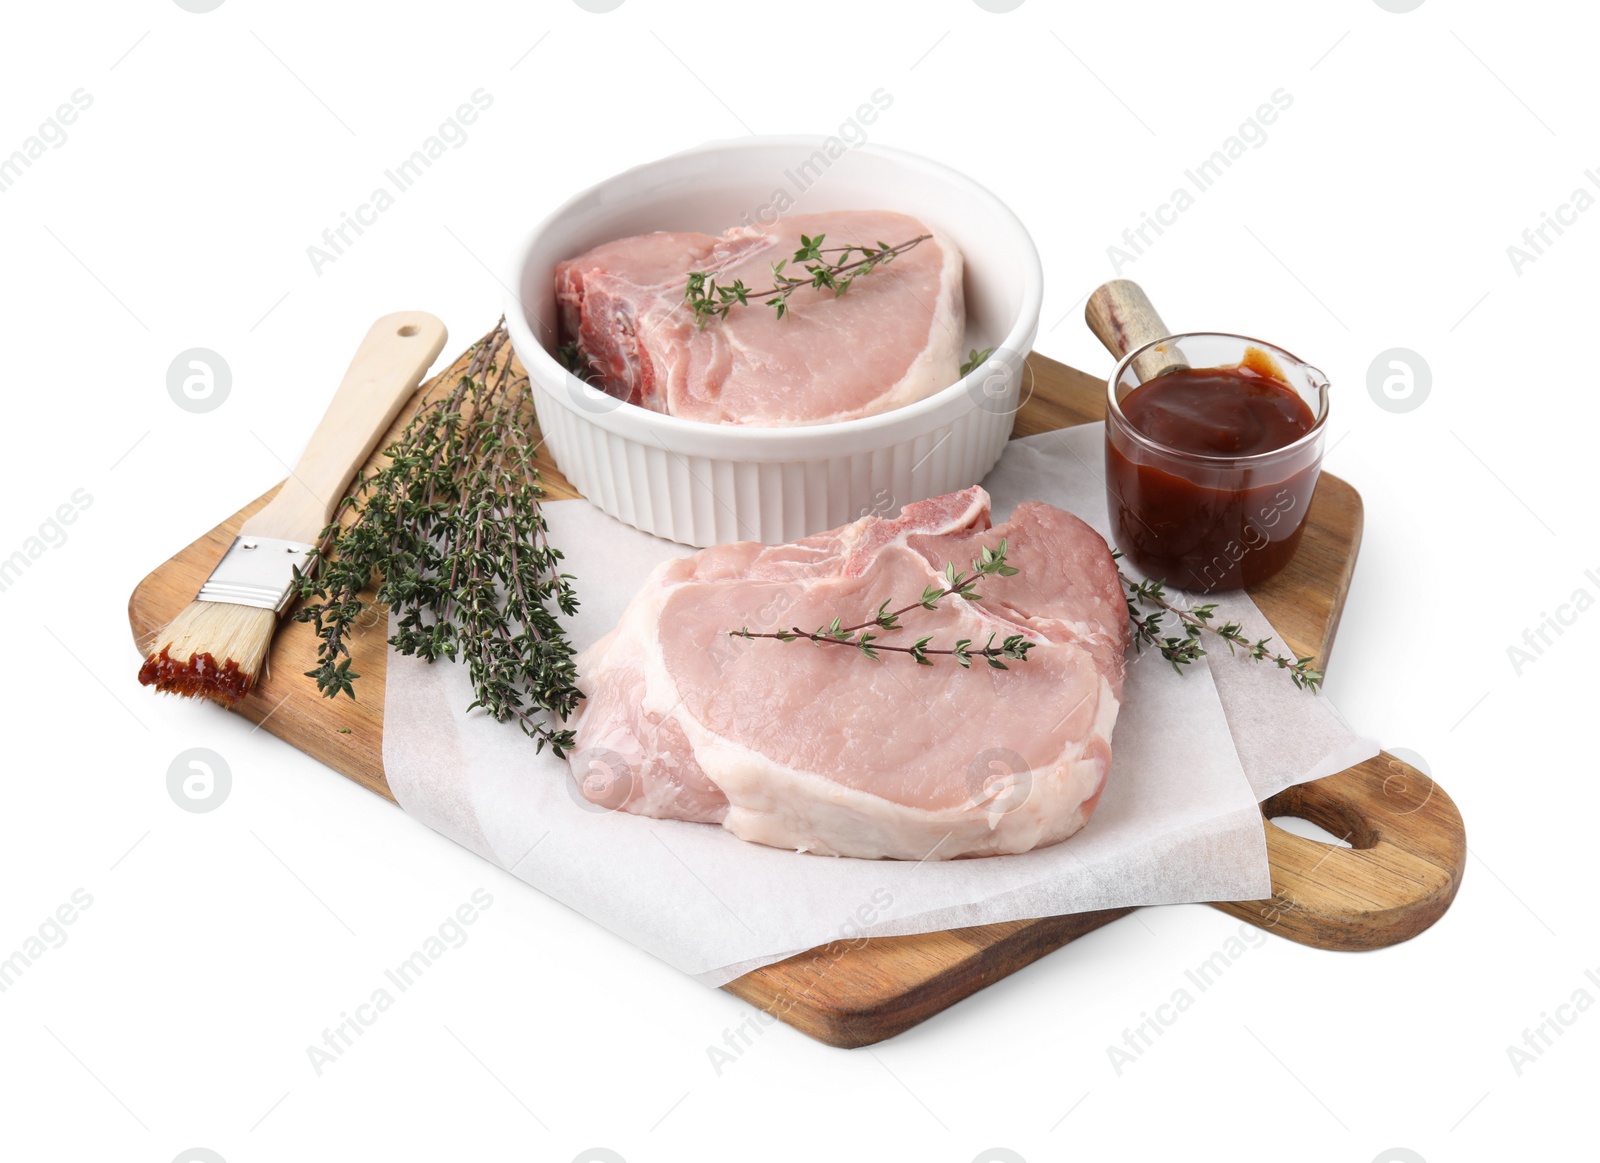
[196,536,317,612]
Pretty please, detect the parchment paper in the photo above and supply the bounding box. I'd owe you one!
[382,424,1375,986]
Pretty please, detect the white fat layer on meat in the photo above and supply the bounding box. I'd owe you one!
[671,674,1115,860]
[859,224,964,419]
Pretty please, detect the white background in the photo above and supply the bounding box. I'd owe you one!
[0,1,1593,1161]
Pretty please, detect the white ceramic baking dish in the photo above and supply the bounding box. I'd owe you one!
[506,136,1042,547]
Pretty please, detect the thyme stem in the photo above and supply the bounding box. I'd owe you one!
[726,540,1035,670]
[684,232,931,328]
[1115,559,1324,691]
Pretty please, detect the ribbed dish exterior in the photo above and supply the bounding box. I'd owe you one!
[529,366,1024,548]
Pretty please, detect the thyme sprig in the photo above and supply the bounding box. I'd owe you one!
[1114,552,1323,691]
[292,318,582,755]
[729,540,1035,669]
[960,346,995,377]
[684,232,931,328]
[554,342,598,384]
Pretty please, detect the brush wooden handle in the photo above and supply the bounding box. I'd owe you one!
[1085,279,1189,381]
[243,312,448,543]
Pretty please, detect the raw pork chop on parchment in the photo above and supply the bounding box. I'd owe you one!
[555,210,964,426]
[564,488,1129,860]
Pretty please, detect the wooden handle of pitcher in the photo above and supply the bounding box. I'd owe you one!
[1085,279,1189,381]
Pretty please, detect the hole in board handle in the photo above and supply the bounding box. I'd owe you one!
[1269,815,1353,849]
[397,324,419,337]
[1260,783,1381,850]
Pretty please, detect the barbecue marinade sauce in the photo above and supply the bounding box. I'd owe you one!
[1106,358,1319,592]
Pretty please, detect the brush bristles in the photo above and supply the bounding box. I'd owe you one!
[138,601,278,705]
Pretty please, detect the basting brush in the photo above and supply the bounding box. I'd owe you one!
[139,312,448,705]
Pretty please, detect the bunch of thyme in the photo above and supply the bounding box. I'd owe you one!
[292,319,582,755]
[684,232,931,328]
[729,540,1034,669]
[1115,553,1323,691]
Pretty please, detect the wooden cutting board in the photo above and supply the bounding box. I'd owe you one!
[127,341,1466,1048]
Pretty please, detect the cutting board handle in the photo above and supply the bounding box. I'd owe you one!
[243,312,448,543]
[1211,752,1468,949]
[1085,279,1190,381]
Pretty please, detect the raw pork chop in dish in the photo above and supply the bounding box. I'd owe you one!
[554,210,963,426]
[565,488,1128,859]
